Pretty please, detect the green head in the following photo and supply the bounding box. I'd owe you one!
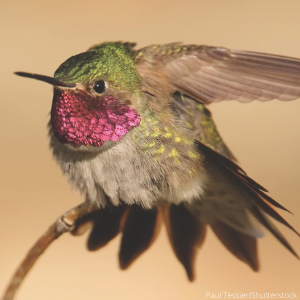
[54,42,141,93]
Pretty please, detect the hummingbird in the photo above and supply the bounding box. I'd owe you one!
[15,42,300,281]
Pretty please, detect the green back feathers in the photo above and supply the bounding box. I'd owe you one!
[54,42,140,93]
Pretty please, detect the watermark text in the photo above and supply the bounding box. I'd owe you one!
[205,292,297,298]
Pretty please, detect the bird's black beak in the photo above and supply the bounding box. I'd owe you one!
[14,72,76,88]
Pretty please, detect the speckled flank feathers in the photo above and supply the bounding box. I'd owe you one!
[132,108,201,170]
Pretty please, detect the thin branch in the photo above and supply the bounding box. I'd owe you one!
[2,202,98,300]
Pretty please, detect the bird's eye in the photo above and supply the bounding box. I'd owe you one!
[93,80,106,94]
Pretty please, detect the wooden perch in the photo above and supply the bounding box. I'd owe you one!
[2,202,98,300]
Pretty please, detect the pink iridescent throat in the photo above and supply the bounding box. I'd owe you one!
[51,89,141,147]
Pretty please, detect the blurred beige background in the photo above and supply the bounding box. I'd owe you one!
[1,1,300,299]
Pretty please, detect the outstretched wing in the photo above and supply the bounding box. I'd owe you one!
[136,43,300,103]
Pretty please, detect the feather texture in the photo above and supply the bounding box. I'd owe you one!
[211,220,259,271]
[119,205,162,270]
[163,203,206,281]
[137,44,300,103]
